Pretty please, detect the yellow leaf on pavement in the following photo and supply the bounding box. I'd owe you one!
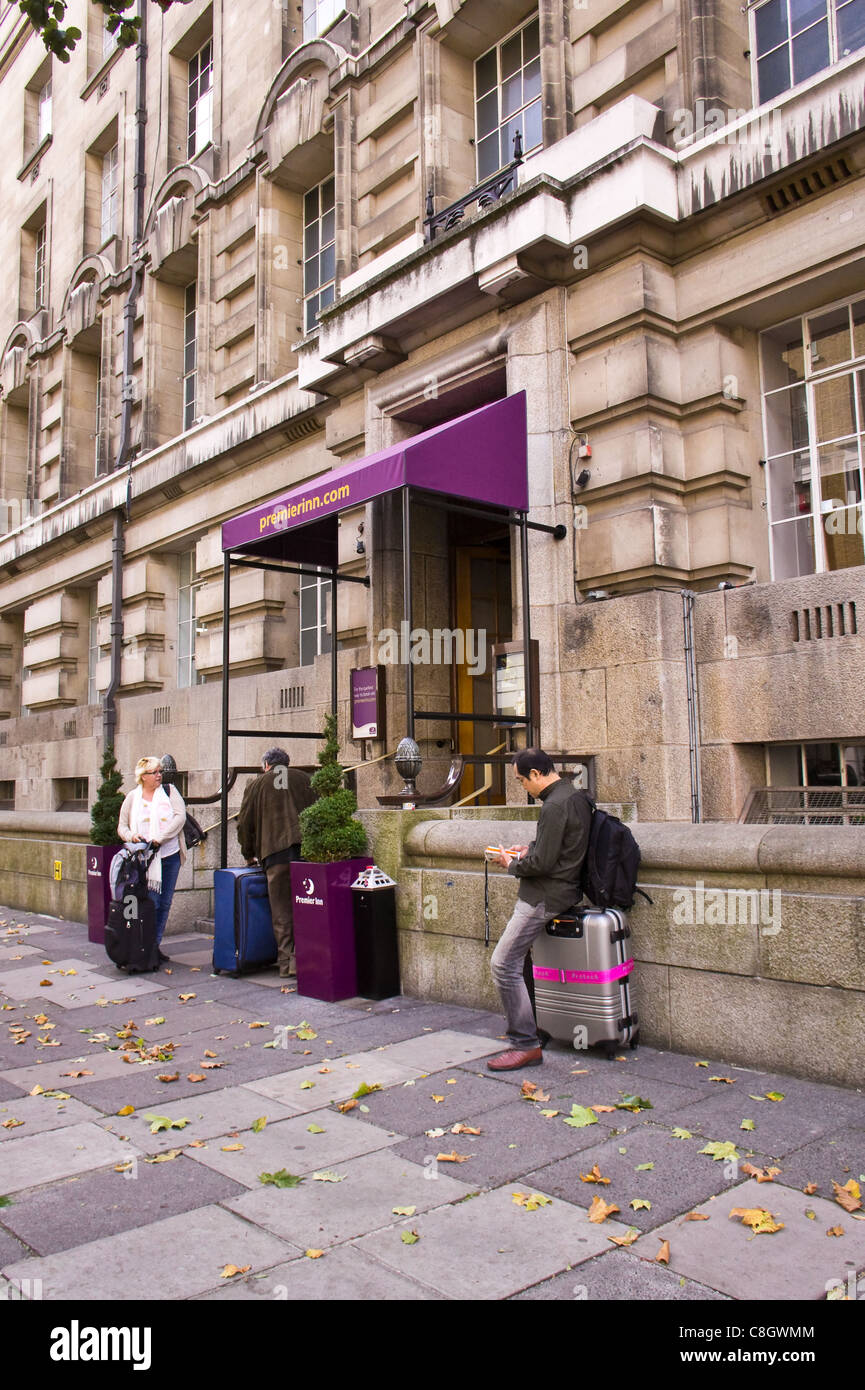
[588,1196,620,1223]
[435,1151,472,1163]
[305,1249,324,1259]
[608,1228,641,1247]
[656,1240,670,1264]
[833,1180,862,1212]
[579,1165,611,1185]
[826,1226,845,1237]
[220,1265,251,1279]
[742,1163,781,1183]
[729,1207,785,1234]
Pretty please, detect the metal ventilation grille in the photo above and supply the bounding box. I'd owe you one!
[792,602,857,641]
[741,785,865,825]
[153,705,171,726]
[279,685,304,710]
[766,155,854,214]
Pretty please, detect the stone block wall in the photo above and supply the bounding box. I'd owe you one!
[364,809,865,1087]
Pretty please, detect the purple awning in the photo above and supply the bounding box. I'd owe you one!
[221,391,527,558]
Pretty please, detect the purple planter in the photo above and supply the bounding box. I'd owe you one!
[290,859,368,1002]
[86,844,122,944]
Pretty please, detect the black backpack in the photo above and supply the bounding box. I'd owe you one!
[579,797,652,911]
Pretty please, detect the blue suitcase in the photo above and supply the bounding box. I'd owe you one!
[212,868,278,976]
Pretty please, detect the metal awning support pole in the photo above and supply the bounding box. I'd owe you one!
[402,486,414,741]
[520,510,535,746]
[220,553,231,867]
[330,565,338,717]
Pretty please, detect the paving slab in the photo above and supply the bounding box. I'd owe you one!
[0,1044,156,1093]
[163,946,214,967]
[521,1121,780,1231]
[355,1181,634,1299]
[390,1096,652,1189]
[301,1010,504,1058]
[349,1066,518,1137]
[0,944,45,963]
[95,1085,302,1154]
[0,1092,105,1140]
[0,960,166,1009]
[0,1120,143,1194]
[193,1243,446,1300]
[221,1149,472,1250]
[510,1249,730,1300]
[0,1155,249,1256]
[0,1227,34,1266]
[377,1028,503,1072]
[767,1125,865,1195]
[647,1177,865,1300]
[243,1049,427,1112]
[0,1204,297,1299]
[184,1109,404,1188]
[665,1079,865,1158]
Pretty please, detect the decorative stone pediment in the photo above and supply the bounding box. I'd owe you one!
[65,279,99,344]
[143,165,208,281]
[263,77,327,173]
[150,196,194,273]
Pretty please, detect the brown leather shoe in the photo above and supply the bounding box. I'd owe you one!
[487,1047,543,1071]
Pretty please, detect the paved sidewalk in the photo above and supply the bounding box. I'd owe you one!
[0,908,863,1304]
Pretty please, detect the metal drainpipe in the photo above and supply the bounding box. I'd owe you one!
[682,589,703,822]
[103,0,147,756]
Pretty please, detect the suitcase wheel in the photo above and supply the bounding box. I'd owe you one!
[629,1029,640,1049]
[600,1040,619,1060]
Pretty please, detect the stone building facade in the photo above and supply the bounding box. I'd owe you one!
[0,0,863,886]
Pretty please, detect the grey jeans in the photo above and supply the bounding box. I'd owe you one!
[490,898,552,1050]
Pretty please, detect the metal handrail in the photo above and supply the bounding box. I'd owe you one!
[425,133,524,242]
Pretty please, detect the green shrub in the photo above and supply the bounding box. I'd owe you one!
[300,713,367,864]
[90,745,124,846]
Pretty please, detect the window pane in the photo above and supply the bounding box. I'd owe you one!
[757,45,791,100]
[852,302,865,358]
[805,743,842,785]
[523,55,541,103]
[771,515,816,576]
[304,220,320,258]
[792,19,829,81]
[300,627,316,665]
[764,383,808,454]
[522,18,540,63]
[523,98,542,153]
[790,0,827,31]
[755,0,789,54]
[767,451,812,520]
[823,505,864,570]
[768,744,804,785]
[813,375,856,442]
[319,242,335,285]
[319,282,335,312]
[476,133,500,180]
[817,438,860,505]
[320,208,335,245]
[304,188,318,224]
[809,307,851,370]
[305,293,319,333]
[501,34,521,80]
[837,0,865,52]
[320,178,335,213]
[761,319,805,387]
[475,49,498,97]
[476,89,499,140]
[501,71,523,119]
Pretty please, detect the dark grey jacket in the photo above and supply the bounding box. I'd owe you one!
[508,778,592,915]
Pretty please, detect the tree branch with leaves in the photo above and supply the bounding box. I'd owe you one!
[18,0,195,63]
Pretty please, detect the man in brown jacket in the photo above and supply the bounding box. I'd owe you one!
[237,748,316,977]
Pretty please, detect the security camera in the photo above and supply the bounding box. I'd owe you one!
[718,581,734,590]
[587,589,611,601]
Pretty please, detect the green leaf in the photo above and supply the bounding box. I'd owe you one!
[258,1170,303,1188]
[671,1128,693,1140]
[616,1093,653,1112]
[312,1170,345,1182]
[630,1198,651,1210]
[251,1116,267,1133]
[351,1082,382,1099]
[740,1118,756,1131]
[0,1196,12,1208]
[295,1025,317,1040]
[562,1104,598,1128]
[635,1162,654,1171]
[618,1147,627,1154]
[765,1091,785,1102]
[307,1123,325,1134]
[698,1140,739,1161]
[142,1113,190,1134]
[400,1230,419,1245]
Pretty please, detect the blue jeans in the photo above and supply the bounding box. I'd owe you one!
[490,898,552,1050]
[148,852,181,945]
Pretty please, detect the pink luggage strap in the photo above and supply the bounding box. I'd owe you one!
[533,959,634,985]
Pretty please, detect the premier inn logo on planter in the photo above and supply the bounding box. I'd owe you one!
[296,876,323,907]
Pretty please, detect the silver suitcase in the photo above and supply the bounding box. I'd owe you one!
[532,906,639,1056]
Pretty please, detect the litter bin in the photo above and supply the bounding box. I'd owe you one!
[351,864,400,1000]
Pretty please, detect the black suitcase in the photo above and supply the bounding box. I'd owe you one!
[105,895,160,974]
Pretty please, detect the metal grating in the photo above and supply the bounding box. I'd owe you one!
[153,706,171,726]
[279,685,304,711]
[740,785,865,825]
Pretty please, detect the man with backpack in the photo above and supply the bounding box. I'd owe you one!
[487,749,592,1071]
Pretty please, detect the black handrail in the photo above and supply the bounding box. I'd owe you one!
[425,132,524,242]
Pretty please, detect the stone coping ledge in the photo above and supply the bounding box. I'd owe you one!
[0,812,91,839]
[403,816,865,879]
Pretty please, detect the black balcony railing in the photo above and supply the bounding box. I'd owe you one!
[425,131,524,242]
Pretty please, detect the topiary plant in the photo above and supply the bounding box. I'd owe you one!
[90,744,124,845]
[300,712,367,863]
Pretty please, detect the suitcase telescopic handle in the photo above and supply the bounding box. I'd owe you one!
[546,915,584,939]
